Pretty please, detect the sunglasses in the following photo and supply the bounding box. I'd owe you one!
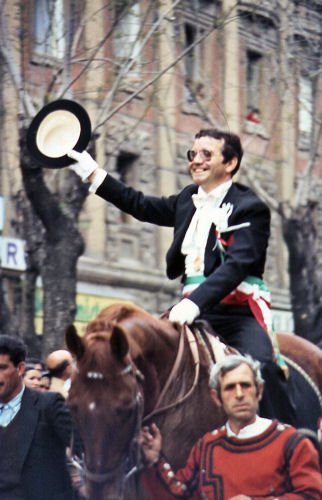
[187,149,213,162]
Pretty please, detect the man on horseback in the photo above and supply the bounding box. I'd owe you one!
[68,128,295,424]
[139,355,322,500]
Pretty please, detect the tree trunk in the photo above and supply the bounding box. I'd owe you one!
[19,132,88,357]
[0,268,20,336]
[280,201,322,346]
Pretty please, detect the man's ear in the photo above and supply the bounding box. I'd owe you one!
[225,157,237,175]
[210,388,222,407]
[18,361,26,376]
[257,383,264,401]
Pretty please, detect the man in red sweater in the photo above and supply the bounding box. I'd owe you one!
[140,355,322,499]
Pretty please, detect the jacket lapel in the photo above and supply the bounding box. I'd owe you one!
[221,182,239,206]
[18,388,39,471]
[167,189,196,244]
[175,202,196,243]
[205,183,238,265]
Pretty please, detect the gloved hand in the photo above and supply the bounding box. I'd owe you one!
[169,298,200,325]
[67,150,98,181]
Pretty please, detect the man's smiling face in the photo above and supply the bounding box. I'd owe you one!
[188,136,235,192]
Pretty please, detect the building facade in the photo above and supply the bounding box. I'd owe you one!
[0,0,321,337]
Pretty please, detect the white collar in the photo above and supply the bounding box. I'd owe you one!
[198,180,232,200]
[226,415,272,439]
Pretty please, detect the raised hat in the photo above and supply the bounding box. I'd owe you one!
[26,99,91,168]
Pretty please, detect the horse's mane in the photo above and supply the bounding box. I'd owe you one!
[89,303,147,327]
[79,303,179,377]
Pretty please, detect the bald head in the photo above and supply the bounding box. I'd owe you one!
[46,350,73,380]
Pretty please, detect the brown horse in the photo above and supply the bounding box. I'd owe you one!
[65,303,322,500]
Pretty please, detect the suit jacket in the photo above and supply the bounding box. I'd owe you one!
[18,387,74,500]
[96,175,270,312]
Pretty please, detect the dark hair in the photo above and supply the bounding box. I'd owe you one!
[24,364,42,374]
[194,129,243,176]
[0,335,27,366]
[26,357,44,369]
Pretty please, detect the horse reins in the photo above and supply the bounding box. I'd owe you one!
[142,324,200,423]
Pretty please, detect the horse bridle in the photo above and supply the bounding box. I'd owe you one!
[76,325,200,487]
[74,360,145,486]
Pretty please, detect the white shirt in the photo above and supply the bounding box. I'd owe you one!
[226,415,272,439]
[181,180,232,295]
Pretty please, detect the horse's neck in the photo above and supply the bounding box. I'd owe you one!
[138,326,211,417]
[144,327,225,469]
[133,329,179,413]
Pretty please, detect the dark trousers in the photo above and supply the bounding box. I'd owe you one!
[201,304,297,426]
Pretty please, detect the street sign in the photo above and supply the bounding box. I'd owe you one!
[0,236,27,271]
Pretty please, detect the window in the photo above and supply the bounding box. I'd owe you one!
[34,0,64,59]
[246,50,262,113]
[298,76,313,146]
[114,2,141,78]
[244,50,269,138]
[183,23,205,104]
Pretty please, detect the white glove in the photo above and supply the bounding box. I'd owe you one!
[169,298,200,325]
[67,150,98,181]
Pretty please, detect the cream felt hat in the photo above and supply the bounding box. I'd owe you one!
[26,99,91,168]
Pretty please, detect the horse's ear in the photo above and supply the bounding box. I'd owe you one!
[110,324,129,360]
[65,324,84,360]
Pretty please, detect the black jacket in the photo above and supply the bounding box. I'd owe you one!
[96,175,270,312]
[18,388,74,500]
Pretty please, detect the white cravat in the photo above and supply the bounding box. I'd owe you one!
[181,181,232,289]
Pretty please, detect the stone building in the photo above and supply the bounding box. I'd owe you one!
[0,0,321,337]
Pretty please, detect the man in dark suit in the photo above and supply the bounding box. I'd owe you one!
[68,128,295,423]
[0,335,75,500]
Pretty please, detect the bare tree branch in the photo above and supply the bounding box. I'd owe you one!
[93,5,240,133]
[93,0,184,130]
[0,2,35,117]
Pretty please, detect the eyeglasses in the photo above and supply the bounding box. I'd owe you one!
[187,149,213,162]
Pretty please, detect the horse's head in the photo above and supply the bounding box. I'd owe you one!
[65,304,221,499]
[66,316,144,500]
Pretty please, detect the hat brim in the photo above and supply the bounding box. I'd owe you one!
[26,99,91,168]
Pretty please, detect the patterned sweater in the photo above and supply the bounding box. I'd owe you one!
[142,420,322,500]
